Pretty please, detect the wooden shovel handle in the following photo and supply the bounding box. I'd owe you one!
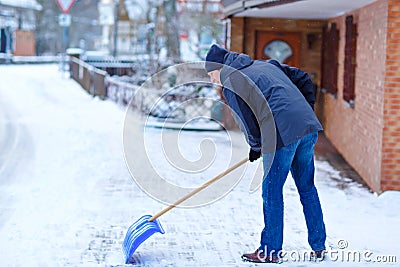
[149,157,249,222]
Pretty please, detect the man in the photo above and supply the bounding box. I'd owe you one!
[205,44,326,263]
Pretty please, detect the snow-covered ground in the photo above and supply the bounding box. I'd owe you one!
[0,64,399,266]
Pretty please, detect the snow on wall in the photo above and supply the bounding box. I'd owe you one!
[0,0,42,10]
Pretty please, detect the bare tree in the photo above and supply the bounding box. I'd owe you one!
[35,0,102,55]
[35,0,61,55]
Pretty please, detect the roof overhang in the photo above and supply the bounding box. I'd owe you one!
[222,0,377,19]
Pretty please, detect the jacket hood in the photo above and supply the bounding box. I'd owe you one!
[220,52,253,84]
[223,52,253,70]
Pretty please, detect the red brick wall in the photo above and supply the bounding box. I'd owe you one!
[381,0,400,191]
[230,17,245,53]
[321,0,388,192]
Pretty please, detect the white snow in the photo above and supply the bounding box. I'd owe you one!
[180,38,202,62]
[0,0,42,10]
[0,64,399,266]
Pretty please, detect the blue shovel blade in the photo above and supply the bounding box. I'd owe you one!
[123,214,165,264]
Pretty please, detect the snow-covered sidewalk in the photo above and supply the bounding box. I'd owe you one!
[0,64,399,266]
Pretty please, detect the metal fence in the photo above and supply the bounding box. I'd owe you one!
[131,83,222,122]
[106,76,139,105]
[69,57,233,129]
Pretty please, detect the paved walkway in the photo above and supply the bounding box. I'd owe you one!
[315,133,369,190]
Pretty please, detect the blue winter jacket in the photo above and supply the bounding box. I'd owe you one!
[220,52,323,153]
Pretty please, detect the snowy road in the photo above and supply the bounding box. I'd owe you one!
[0,64,399,267]
[0,93,28,229]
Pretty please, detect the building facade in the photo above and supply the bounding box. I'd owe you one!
[0,0,42,56]
[222,0,400,193]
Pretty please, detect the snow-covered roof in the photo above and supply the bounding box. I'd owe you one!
[223,0,377,19]
[0,0,42,11]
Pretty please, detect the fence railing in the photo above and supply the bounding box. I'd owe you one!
[70,56,108,99]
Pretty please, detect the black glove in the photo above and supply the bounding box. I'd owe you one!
[249,148,261,162]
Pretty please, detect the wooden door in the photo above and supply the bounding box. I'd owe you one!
[256,31,301,67]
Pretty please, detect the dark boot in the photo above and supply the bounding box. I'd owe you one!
[241,249,281,263]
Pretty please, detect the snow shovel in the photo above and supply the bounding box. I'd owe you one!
[122,157,249,264]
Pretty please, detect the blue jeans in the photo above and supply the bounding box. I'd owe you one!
[259,132,326,257]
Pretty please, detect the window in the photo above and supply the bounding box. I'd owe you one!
[343,15,357,106]
[321,23,339,96]
[263,40,293,63]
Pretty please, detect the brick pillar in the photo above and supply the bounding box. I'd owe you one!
[381,0,400,191]
[230,17,245,53]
